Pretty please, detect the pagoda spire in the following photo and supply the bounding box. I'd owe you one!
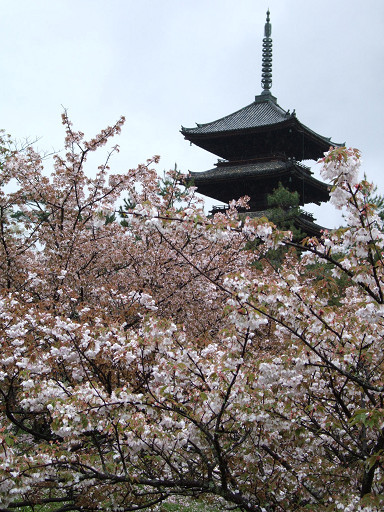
[261,9,273,94]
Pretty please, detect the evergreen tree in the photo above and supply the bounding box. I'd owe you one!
[266,181,303,241]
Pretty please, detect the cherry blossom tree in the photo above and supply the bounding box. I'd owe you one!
[0,117,383,512]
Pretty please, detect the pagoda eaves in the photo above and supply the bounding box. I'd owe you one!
[189,159,330,211]
[181,93,342,161]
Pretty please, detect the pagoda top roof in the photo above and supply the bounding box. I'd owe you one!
[181,93,341,155]
[181,10,343,161]
[181,94,342,161]
[181,93,287,135]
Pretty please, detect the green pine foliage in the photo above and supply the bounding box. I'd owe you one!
[266,182,303,241]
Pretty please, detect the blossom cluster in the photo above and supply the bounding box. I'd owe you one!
[0,125,383,512]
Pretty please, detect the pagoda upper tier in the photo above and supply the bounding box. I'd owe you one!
[181,92,342,161]
[181,10,342,236]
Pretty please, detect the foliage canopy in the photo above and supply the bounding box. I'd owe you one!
[0,119,383,512]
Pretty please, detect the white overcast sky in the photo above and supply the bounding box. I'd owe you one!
[1,0,384,227]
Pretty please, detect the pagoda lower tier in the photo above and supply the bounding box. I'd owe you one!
[209,207,326,239]
[189,158,330,212]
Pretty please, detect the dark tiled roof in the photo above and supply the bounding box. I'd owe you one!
[188,159,330,208]
[190,159,316,183]
[181,96,288,135]
[294,213,326,237]
[190,160,292,183]
[181,95,342,161]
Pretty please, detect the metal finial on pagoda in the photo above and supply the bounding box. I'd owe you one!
[261,9,272,94]
[181,7,344,237]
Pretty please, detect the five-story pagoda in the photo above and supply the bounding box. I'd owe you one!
[181,10,341,236]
